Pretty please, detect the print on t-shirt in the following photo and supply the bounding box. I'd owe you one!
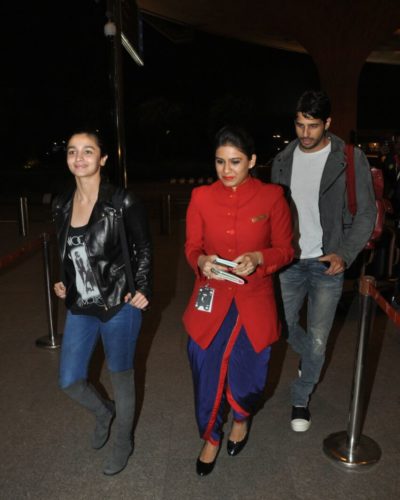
[67,232,104,308]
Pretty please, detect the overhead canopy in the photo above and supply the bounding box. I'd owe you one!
[138,0,400,64]
[137,0,400,139]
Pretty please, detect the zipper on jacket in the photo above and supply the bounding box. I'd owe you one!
[81,207,122,311]
[61,208,73,262]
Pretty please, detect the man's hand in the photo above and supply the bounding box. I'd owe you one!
[319,253,345,275]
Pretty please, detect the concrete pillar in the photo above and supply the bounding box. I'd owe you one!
[309,53,366,142]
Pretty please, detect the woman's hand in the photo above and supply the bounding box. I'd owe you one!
[233,252,263,276]
[124,291,149,310]
[198,254,226,280]
[54,281,66,299]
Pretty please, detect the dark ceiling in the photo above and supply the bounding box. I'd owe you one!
[138,0,400,65]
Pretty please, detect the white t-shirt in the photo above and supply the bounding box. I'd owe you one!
[290,142,331,258]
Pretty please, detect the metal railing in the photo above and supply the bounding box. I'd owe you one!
[323,274,400,470]
[0,232,62,349]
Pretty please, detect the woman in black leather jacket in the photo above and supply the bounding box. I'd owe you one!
[53,129,152,476]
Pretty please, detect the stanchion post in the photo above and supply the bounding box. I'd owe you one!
[18,196,29,237]
[323,275,381,469]
[160,193,172,235]
[36,233,62,350]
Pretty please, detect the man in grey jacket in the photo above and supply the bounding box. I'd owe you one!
[271,90,376,432]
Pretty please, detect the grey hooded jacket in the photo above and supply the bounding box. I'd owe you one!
[271,133,377,267]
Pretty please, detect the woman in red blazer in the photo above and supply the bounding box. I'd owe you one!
[183,126,294,476]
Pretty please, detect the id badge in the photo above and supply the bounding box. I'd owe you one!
[195,286,215,313]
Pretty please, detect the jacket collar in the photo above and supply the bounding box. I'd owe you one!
[319,133,346,195]
[279,132,344,160]
[54,177,115,260]
[55,177,114,212]
[215,175,259,196]
[277,132,346,195]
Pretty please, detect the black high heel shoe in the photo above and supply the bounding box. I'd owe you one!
[196,437,223,476]
[227,419,252,457]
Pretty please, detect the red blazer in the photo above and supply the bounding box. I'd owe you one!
[183,177,294,353]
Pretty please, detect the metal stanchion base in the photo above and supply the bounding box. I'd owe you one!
[323,431,381,470]
[36,335,62,350]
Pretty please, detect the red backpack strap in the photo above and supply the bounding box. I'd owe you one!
[345,144,357,216]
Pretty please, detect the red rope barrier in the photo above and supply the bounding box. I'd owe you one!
[360,276,400,327]
[0,235,43,271]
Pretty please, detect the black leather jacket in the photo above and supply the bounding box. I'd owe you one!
[52,180,152,311]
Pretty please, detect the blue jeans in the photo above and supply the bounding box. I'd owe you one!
[59,304,142,389]
[279,258,344,407]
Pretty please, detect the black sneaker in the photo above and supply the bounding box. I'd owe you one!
[291,406,311,432]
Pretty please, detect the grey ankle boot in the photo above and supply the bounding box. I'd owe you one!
[63,380,115,449]
[103,369,135,476]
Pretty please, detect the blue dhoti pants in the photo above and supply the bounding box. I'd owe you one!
[187,301,271,444]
